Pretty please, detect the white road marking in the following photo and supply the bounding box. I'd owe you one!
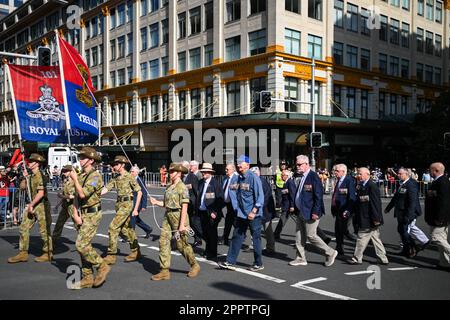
[96,233,109,238]
[293,277,327,286]
[345,270,376,275]
[291,282,357,300]
[232,268,286,283]
[388,267,418,271]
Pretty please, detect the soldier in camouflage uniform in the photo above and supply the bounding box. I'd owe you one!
[8,153,52,263]
[52,165,81,244]
[149,163,200,280]
[68,147,110,289]
[101,155,142,265]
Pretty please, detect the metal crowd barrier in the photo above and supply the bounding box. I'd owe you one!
[0,188,28,230]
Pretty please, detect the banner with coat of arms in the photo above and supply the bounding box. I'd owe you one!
[6,64,69,143]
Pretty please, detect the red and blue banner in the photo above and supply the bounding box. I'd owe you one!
[7,64,68,143]
[57,34,98,144]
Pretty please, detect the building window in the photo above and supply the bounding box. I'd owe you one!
[390,19,399,45]
[226,0,241,22]
[426,0,434,20]
[110,39,116,61]
[162,94,169,121]
[390,56,399,77]
[189,47,201,70]
[361,90,368,119]
[333,42,343,65]
[436,1,442,23]
[334,0,344,28]
[141,62,148,80]
[401,59,409,78]
[416,63,423,81]
[285,28,301,56]
[250,77,267,112]
[402,0,410,10]
[347,87,356,117]
[227,81,241,115]
[379,53,387,74]
[308,34,322,60]
[128,99,133,124]
[127,33,133,56]
[347,3,358,32]
[141,0,147,16]
[425,31,433,55]
[191,88,201,119]
[119,102,125,125]
[118,68,126,86]
[333,85,342,117]
[162,56,169,76]
[284,77,298,112]
[141,98,148,122]
[379,92,386,118]
[361,8,370,36]
[204,44,213,66]
[179,91,187,120]
[91,46,98,66]
[190,6,201,35]
[401,96,408,115]
[151,95,158,121]
[286,0,301,14]
[205,2,213,30]
[150,23,159,48]
[127,1,133,22]
[150,0,159,12]
[346,45,358,68]
[178,12,186,39]
[361,48,370,71]
[140,27,147,51]
[250,0,266,15]
[417,0,424,16]
[434,67,441,85]
[379,15,388,41]
[161,19,169,44]
[110,8,116,29]
[85,49,90,67]
[308,0,322,20]
[99,44,103,64]
[117,36,125,58]
[435,34,442,57]
[425,65,433,83]
[391,0,400,7]
[178,51,186,72]
[118,4,126,26]
[149,59,159,79]
[416,28,424,52]
[401,23,409,48]
[389,94,397,115]
[205,86,214,117]
[249,29,266,56]
[225,36,240,61]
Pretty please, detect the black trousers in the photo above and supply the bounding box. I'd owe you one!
[397,216,415,253]
[222,202,235,242]
[188,204,203,242]
[199,210,221,259]
[274,209,293,236]
[334,213,349,249]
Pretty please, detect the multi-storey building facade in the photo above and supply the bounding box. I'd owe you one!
[0,0,448,169]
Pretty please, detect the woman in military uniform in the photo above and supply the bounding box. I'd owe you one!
[150,163,200,280]
[8,153,52,263]
[101,155,142,265]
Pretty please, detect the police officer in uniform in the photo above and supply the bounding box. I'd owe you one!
[69,147,110,289]
[8,153,52,263]
[102,155,142,265]
[52,165,81,244]
[150,163,200,280]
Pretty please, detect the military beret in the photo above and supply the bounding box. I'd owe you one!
[29,153,46,163]
[113,155,128,164]
[169,163,188,174]
[61,165,73,172]
[79,147,101,161]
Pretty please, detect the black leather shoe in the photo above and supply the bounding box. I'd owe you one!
[336,246,345,255]
[192,240,202,247]
[324,237,332,245]
[262,249,275,256]
[151,235,160,242]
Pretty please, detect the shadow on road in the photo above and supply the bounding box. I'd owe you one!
[211,281,273,299]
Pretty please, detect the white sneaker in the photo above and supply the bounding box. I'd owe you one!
[325,250,338,267]
[289,257,308,266]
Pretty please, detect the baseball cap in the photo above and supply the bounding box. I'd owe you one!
[237,155,251,164]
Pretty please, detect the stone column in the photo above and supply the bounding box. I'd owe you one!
[267,57,285,112]
[186,90,192,119]
[213,72,222,117]
[168,83,176,120]
[168,0,177,74]
[102,6,110,89]
[132,0,140,82]
[213,0,224,65]
[355,88,362,118]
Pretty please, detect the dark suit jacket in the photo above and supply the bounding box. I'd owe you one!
[198,177,224,218]
[280,179,290,213]
[355,179,383,229]
[260,176,276,222]
[184,172,199,213]
[287,170,325,220]
[331,175,357,218]
[385,178,422,222]
[425,175,450,227]
[133,177,147,212]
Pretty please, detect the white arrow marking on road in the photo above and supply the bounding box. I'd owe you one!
[291,282,358,300]
[388,267,418,271]
[232,268,286,283]
[293,277,327,286]
[96,233,109,238]
[345,270,376,275]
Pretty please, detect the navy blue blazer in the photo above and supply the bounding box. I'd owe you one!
[287,170,325,220]
[280,179,290,213]
[133,176,147,212]
[331,175,357,218]
[222,173,238,211]
[260,176,276,222]
[198,177,224,218]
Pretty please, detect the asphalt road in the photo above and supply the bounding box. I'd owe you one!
[1,187,449,300]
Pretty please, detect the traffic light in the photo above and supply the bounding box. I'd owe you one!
[260,91,272,109]
[310,132,322,148]
[38,47,51,66]
[445,132,450,150]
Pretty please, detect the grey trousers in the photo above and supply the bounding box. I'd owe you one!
[353,227,388,263]
[263,220,275,252]
[430,226,450,267]
[295,217,334,260]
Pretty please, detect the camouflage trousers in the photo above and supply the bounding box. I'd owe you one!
[107,201,138,255]
[52,205,75,240]
[76,210,103,277]
[19,201,52,253]
[159,210,197,270]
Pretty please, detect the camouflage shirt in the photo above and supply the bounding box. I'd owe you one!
[63,179,75,206]
[28,170,48,202]
[164,180,189,210]
[78,168,103,209]
[105,171,141,198]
